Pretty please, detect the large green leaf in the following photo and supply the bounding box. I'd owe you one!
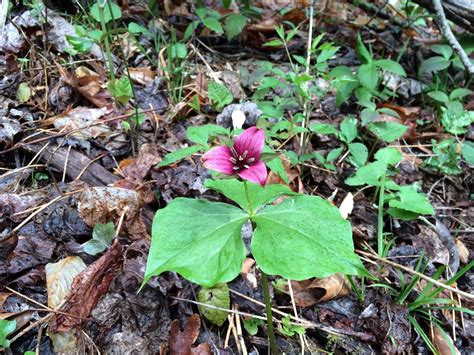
[158,145,203,167]
[205,179,294,213]
[143,198,248,287]
[186,124,229,147]
[373,59,406,76]
[251,195,366,280]
[368,121,407,142]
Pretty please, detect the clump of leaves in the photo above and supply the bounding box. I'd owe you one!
[424,139,462,175]
[278,315,305,337]
[207,81,234,110]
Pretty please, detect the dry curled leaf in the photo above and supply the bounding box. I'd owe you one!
[287,273,350,307]
[78,186,148,240]
[49,241,123,332]
[46,256,87,353]
[431,326,460,355]
[169,314,211,355]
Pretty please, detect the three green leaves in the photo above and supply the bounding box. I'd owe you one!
[143,179,366,288]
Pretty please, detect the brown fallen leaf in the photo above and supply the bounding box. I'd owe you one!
[49,241,123,332]
[287,273,350,307]
[129,67,155,86]
[78,186,149,240]
[455,239,469,264]
[169,314,211,355]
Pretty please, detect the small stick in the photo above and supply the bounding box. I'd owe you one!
[288,280,305,355]
[224,313,235,349]
[234,306,248,355]
[9,314,54,344]
[75,153,108,180]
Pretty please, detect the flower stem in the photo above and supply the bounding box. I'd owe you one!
[377,173,386,256]
[261,271,279,354]
[243,181,254,217]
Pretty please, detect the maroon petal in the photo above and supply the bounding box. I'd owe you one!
[234,127,265,160]
[238,161,267,186]
[202,146,235,175]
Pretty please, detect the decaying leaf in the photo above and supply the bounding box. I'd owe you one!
[78,186,148,240]
[431,326,460,355]
[169,314,211,355]
[49,241,123,332]
[48,106,112,141]
[287,273,350,307]
[455,239,469,264]
[0,193,42,223]
[197,283,230,326]
[46,256,87,353]
[129,67,155,86]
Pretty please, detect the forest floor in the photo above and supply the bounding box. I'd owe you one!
[0,0,473,354]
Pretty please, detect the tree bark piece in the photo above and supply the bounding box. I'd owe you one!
[413,0,474,32]
[22,142,119,186]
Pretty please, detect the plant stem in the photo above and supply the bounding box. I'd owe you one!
[243,180,254,216]
[377,173,386,256]
[261,271,279,354]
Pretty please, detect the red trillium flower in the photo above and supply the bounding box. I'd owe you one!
[202,127,267,185]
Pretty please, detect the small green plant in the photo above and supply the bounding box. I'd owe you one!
[346,147,434,254]
[278,315,306,337]
[424,139,463,175]
[427,88,471,114]
[0,319,16,348]
[207,81,234,110]
[243,318,265,335]
[82,222,115,255]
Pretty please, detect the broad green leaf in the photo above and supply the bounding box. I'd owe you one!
[251,195,366,280]
[345,160,387,186]
[427,91,449,104]
[419,56,450,75]
[310,123,338,135]
[205,179,294,213]
[225,14,247,41]
[90,1,122,23]
[356,32,372,64]
[332,75,359,107]
[358,64,378,91]
[449,88,471,100]
[197,283,230,326]
[373,59,406,76]
[339,116,358,143]
[368,122,407,142]
[348,142,368,167]
[0,319,16,348]
[186,124,229,147]
[203,17,224,33]
[144,198,248,287]
[462,141,474,165]
[389,185,434,215]
[445,101,464,114]
[430,44,453,60]
[361,108,377,126]
[375,147,402,165]
[158,145,203,167]
[208,81,233,110]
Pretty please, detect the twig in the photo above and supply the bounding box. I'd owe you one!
[432,0,474,76]
[288,280,305,355]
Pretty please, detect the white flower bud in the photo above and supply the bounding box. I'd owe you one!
[231,110,246,130]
